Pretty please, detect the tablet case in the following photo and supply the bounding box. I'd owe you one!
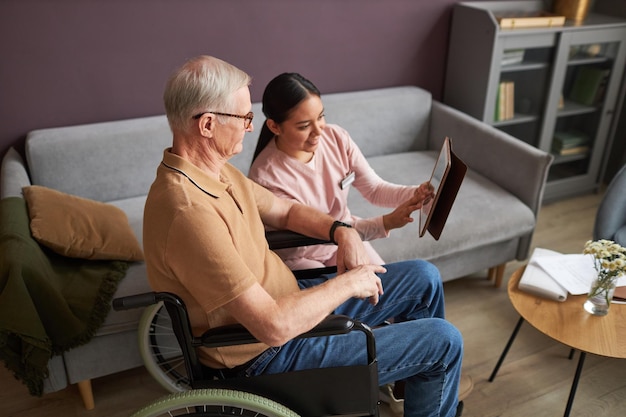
[420,138,467,240]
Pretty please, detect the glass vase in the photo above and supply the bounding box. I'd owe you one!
[583,275,617,316]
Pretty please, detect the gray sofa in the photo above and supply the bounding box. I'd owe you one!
[0,85,552,407]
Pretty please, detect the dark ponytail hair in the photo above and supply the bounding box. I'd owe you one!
[252,73,321,163]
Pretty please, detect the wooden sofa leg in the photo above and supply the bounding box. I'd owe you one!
[491,263,506,288]
[77,379,95,410]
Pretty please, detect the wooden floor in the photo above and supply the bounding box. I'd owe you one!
[3,190,625,417]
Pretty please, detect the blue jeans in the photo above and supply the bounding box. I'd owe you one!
[243,260,463,417]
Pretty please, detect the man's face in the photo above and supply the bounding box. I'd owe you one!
[213,86,254,159]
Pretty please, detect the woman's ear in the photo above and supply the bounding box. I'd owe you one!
[266,119,281,136]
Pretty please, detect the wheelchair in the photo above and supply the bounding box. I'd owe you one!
[113,231,381,417]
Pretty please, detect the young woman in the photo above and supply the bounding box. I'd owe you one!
[249,73,433,270]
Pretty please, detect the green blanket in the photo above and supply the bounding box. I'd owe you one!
[0,197,128,396]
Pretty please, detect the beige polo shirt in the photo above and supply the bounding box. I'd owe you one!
[143,149,299,368]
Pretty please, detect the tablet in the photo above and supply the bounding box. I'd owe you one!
[419,137,467,240]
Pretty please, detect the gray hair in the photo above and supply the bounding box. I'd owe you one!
[163,55,252,134]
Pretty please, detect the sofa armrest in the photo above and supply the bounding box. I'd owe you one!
[429,101,553,216]
[1,147,32,199]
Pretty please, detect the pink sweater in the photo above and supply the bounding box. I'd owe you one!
[249,124,417,269]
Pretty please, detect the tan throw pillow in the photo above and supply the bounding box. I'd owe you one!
[22,185,144,261]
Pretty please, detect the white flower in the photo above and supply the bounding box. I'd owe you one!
[583,239,626,280]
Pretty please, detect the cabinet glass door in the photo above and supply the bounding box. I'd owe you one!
[546,28,626,187]
[493,34,558,149]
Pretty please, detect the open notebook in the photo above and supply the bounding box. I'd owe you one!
[519,248,569,302]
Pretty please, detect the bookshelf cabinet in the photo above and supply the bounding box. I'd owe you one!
[444,1,626,201]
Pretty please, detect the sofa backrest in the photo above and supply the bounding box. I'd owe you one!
[25,86,431,202]
[321,86,430,157]
[26,116,172,202]
[234,86,431,174]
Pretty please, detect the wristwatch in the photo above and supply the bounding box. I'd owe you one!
[329,220,352,245]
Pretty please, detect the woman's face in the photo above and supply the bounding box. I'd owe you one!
[272,94,326,161]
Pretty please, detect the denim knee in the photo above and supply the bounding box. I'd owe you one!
[391,259,441,285]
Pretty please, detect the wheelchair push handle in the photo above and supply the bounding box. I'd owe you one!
[112,292,158,311]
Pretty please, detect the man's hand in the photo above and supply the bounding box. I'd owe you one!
[339,264,387,305]
[263,197,373,273]
[334,225,371,274]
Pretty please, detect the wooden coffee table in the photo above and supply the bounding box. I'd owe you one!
[489,266,626,417]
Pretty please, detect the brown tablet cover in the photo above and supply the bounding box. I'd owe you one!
[419,138,467,240]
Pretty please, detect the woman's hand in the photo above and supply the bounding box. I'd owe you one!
[415,181,435,205]
[382,182,434,231]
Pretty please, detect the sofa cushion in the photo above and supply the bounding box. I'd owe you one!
[234,86,431,175]
[24,115,171,202]
[97,195,151,335]
[22,185,144,261]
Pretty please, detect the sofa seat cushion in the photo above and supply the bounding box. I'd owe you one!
[348,151,536,266]
[22,185,144,261]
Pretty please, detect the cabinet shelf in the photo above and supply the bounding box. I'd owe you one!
[552,153,590,164]
[568,55,612,66]
[493,113,537,127]
[444,1,626,201]
[557,101,598,117]
[501,60,550,72]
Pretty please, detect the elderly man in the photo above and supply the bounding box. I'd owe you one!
[143,55,464,417]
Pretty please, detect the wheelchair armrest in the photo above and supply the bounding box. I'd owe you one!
[200,314,355,348]
[265,230,337,278]
[202,314,376,364]
[266,230,331,250]
[112,292,157,310]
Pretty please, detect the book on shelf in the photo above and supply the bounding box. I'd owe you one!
[553,130,589,147]
[495,11,565,29]
[501,49,525,66]
[502,81,514,120]
[552,130,590,155]
[569,67,610,106]
[494,81,503,122]
[552,145,590,156]
[494,80,514,121]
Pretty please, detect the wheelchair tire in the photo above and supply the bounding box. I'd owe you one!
[131,388,300,417]
[138,302,191,392]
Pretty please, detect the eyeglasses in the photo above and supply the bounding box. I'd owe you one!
[192,111,254,129]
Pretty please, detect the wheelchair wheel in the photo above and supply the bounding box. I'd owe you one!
[138,302,191,392]
[131,388,299,417]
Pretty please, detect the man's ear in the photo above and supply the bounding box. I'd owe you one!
[266,119,281,136]
[198,113,215,138]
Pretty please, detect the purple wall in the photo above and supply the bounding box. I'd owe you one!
[0,0,476,157]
